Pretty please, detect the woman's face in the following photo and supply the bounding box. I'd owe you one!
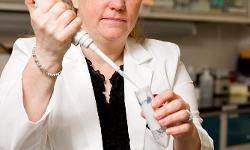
[72,0,142,43]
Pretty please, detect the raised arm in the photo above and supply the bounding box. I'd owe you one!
[0,0,81,149]
[23,0,81,122]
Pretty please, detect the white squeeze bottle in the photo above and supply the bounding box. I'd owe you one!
[200,68,214,107]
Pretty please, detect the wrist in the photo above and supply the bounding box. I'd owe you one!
[36,48,63,64]
[35,47,63,70]
[32,46,63,78]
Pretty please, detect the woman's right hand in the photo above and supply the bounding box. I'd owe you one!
[25,0,82,67]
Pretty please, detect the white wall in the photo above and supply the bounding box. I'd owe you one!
[171,23,245,71]
[142,21,248,72]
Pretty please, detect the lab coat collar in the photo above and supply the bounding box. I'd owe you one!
[125,38,153,65]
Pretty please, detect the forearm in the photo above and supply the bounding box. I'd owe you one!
[174,125,201,150]
[0,70,50,149]
[22,57,61,122]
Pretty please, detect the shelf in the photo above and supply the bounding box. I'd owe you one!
[140,0,250,24]
[140,11,250,24]
[1,1,250,24]
[0,3,27,12]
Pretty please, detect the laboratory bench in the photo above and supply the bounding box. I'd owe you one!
[200,100,250,150]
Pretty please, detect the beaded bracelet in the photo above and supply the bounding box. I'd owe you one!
[32,46,62,78]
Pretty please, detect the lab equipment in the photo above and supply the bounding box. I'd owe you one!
[135,86,170,147]
[200,68,214,107]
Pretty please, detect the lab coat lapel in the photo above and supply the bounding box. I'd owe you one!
[62,45,103,149]
[63,40,154,150]
[124,39,153,150]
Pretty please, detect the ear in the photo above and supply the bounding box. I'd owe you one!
[71,0,79,9]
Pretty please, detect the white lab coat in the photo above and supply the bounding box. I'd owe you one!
[0,38,213,150]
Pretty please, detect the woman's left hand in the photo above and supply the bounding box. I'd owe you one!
[152,90,196,141]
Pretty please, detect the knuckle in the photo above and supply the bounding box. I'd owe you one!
[167,91,175,98]
[55,34,66,43]
[181,100,187,108]
[178,99,186,109]
[66,10,76,18]
[182,110,189,120]
[163,104,170,114]
[36,21,46,31]
[46,27,55,36]
[175,99,183,109]
[57,2,68,10]
[71,11,77,18]
[154,97,163,107]
[158,94,165,101]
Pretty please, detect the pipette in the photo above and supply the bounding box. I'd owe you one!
[35,0,169,147]
[73,30,139,89]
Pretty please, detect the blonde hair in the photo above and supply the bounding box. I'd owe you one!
[63,0,145,43]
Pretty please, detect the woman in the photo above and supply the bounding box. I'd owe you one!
[0,0,213,149]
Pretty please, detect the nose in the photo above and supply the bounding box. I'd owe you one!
[109,0,126,11]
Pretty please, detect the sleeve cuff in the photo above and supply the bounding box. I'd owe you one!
[193,119,214,150]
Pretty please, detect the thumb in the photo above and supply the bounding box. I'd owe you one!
[25,0,36,13]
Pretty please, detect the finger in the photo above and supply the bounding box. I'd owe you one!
[58,17,82,41]
[63,16,82,36]
[56,9,77,29]
[165,123,192,137]
[25,0,35,14]
[39,0,57,13]
[158,109,190,127]
[152,90,179,109]
[47,2,70,21]
[154,99,187,120]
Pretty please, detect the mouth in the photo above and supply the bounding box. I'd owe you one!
[102,17,127,22]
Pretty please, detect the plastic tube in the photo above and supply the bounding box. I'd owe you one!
[135,86,170,147]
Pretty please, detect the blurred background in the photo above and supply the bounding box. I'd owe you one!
[1,0,250,149]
